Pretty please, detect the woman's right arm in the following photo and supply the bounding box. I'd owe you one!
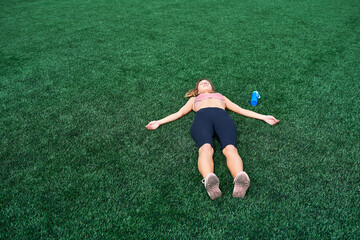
[146,97,195,130]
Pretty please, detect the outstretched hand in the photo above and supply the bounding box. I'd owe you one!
[146,121,161,130]
[263,115,280,125]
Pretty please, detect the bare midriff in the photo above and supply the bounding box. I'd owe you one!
[194,98,226,112]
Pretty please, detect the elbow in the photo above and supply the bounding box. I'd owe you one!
[178,111,185,117]
[237,106,245,114]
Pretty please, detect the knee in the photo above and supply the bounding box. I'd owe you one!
[222,145,238,155]
[199,143,214,155]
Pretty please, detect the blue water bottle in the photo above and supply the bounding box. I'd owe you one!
[250,91,260,106]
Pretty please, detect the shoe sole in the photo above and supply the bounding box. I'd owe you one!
[205,175,222,200]
[233,172,250,199]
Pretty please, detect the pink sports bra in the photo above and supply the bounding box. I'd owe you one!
[194,93,225,111]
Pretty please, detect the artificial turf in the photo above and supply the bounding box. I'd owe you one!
[1,0,359,238]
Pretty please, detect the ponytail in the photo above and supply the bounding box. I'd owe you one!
[184,89,197,98]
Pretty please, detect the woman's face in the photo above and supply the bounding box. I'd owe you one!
[197,80,213,94]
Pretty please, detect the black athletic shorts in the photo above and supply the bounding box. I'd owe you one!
[190,107,237,150]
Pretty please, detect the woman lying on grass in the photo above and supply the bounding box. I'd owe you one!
[146,79,279,200]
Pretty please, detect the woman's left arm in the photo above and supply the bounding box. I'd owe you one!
[224,96,279,125]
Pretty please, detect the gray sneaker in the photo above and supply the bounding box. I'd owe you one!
[233,171,250,198]
[202,173,222,200]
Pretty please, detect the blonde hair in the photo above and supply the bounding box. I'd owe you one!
[184,78,215,98]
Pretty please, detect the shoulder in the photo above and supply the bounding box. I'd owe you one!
[222,95,233,105]
[187,97,196,104]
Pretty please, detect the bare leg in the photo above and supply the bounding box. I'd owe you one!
[222,145,243,178]
[198,144,221,200]
[223,145,250,198]
[198,144,214,178]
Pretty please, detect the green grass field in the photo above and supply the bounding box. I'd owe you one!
[1,0,359,238]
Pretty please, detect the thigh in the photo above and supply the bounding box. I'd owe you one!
[213,110,238,150]
[190,111,214,149]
